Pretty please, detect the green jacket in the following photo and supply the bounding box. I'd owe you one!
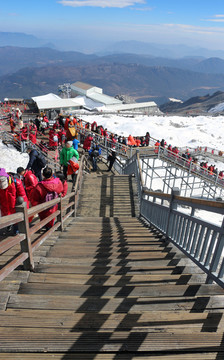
[60,147,79,166]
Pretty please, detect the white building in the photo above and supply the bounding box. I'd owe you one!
[32,82,161,115]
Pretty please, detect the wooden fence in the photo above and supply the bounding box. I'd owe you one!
[0,155,88,282]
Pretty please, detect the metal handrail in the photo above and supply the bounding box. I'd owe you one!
[123,152,224,288]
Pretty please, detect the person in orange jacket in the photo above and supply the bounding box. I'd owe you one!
[154,140,160,154]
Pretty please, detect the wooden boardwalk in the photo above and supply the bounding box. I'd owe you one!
[0,173,224,359]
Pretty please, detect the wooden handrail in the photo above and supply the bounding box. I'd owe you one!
[143,188,224,210]
[0,153,88,282]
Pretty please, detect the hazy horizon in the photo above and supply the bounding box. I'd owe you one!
[1,0,224,54]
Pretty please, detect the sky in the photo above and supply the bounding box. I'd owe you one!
[1,0,224,52]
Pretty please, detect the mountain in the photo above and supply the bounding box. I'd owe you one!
[1,63,224,102]
[0,47,97,76]
[0,32,55,49]
[102,40,224,59]
[1,46,224,79]
[192,57,224,74]
[160,91,224,114]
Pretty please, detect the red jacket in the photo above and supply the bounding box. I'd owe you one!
[20,127,28,141]
[24,170,38,200]
[14,177,29,208]
[30,177,63,228]
[49,129,58,147]
[0,176,16,216]
[29,124,37,144]
[83,136,93,150]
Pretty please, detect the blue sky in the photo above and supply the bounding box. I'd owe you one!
[1,0,224,52]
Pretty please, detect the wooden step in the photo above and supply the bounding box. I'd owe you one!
[0,353,222,359]
[7,293,224,312]
[0,327,223,353]
[0,308,223,332]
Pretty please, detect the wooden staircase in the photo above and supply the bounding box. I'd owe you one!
[77,174,139,217]
[0,173,223,359]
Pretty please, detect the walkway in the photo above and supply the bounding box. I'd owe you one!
[0,172,223,358]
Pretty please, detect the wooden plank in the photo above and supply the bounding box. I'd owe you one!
[0,353,221,360]
[34,263,198,275]
[7,294,224,312]
[0,328,223,352]
[27,273,209,287]
[0,309,223,332]
[38,256,197,267]
[18,282,224,297]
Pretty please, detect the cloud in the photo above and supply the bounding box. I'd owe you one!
[203,14,224,22]
[58,0,145,8]
[131,6,153,11]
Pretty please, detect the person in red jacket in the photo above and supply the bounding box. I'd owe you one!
[0,168,16,217]
[13,168,29,209]
[83,134,93,151]
[91,121,97,132]
[48,129,59,148]
[30,167,63,229]
[58,128,66,146]
[16,167,38,199]
[29,121,37,144]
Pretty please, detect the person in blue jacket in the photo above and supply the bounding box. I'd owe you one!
[72,135,80,150]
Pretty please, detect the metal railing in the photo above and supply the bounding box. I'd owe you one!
[123,152,224,288]
[0,130,61,172]
[0,154,88,281]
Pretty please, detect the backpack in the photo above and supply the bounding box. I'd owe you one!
[36,152,47,169]
[44,191,59,209]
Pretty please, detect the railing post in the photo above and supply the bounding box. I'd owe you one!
[15,200,34,271]
[206,218,224,284]
[165,187,180,239]
[57,195,63,231]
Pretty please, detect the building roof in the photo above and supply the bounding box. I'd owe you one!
[72,81,95,91]
[87,92,122,106]
[74,95,104,110]
[32,94,81,110]
[105,101,158,112]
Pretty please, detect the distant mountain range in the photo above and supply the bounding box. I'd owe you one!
[1,62,224,104]
[101,40,224,59]
[1,39,224,104]
[0,32,54,49]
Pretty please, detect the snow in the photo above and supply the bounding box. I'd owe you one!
[0,113,223,227]
[169,98,183,103]
[209,102,224,113]
[0,140,29,173]
[79,114,224,154]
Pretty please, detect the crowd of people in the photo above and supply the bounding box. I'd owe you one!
[1,104,224,233]
[0,165,67,235]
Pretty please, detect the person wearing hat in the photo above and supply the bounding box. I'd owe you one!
[60,141,79,180]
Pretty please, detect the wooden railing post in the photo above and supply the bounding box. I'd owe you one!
[15,200,34,271]
[57,195,63,231]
